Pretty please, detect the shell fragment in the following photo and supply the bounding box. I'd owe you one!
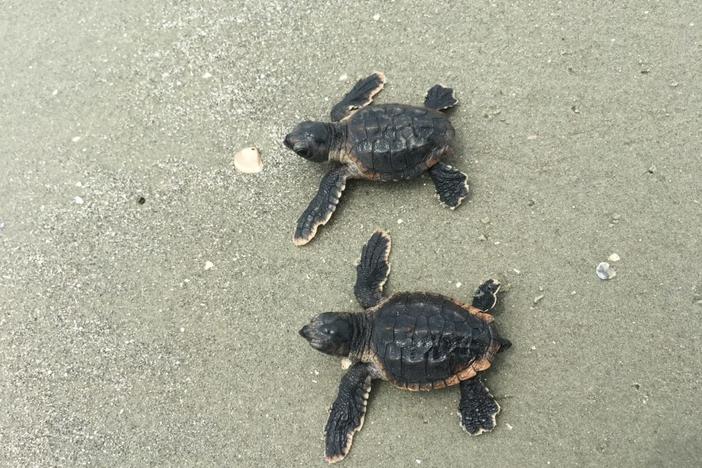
[596,262,616,280]
[234,147,263,173]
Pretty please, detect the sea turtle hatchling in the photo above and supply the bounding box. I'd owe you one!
[284,72,469,246]
[299,231,512,463]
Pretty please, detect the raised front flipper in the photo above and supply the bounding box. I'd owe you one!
[424,84,458,111]
[330,72,386,122]
[428,162,470,208]
[354,230,391,308]
[471,279,501,313]
[324,363,372,463]
[294,165,353,246]
[458,378,500,435]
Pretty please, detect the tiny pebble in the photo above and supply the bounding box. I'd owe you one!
[608,253,621,262]
[397,219,404,224]
[234,147,263,173]
[455,282,462,288]
[51,89,58,96]
[71,136,81,142]
[612,213,622,220]
[180,327,185,333]
[73,196,84,205]
[478,234,487,241]
[533,294,545,304]
[647,165,656,174]
[480,217,490,224]
[372,13,380,21]
[513,268,521,275]
[341,358,352,370]
[201,72,212,79]
[338,74,348,81]
[494,241,500,245]
[670,81,679,88]
[527,134,538,140]
[571,291,577,295]
[596,262,616,280]
[416,460,422,465]
[204,261,214,270]
[530,345,536,351]
[506,423,513,430]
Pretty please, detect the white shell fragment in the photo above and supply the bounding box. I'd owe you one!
[234,147,263,173]
[596,262,617,280]
[608,253,621,262]
[204,261,214,270]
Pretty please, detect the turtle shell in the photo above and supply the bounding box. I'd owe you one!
[345,104,455,181]
[369,292,499,391]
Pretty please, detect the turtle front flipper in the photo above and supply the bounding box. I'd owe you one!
[354,230,391,308]
[471,279,501,313]
[324,362,372,463]
[428,162,470,208]
[458,378,500,435]
[294,165,353,246]
[330,72,386,122]
[424,84,458,111]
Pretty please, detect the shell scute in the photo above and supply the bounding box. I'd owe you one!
[347,104,453,180]
[370,293,496,389]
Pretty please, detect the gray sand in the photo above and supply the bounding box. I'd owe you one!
[1,1,701,466]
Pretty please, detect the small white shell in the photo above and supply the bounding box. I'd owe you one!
[596,262,617,280]
[234,147,263,173]
[608,253,621,262]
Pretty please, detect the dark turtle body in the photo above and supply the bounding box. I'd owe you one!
[299,231,511,463]
[368,292,500,391]
[343,104,455,181]
[284,73,469,246]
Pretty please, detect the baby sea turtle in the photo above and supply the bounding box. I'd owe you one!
[299,231,511,463]
[284,72,469,246]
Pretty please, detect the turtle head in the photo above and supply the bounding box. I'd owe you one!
[283,121,331,162]
[299,312,353,356]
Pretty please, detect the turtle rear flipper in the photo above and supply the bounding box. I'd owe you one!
[424,84,458,111]
[294,165,353,246]
[354,230,392,308]
[458,378,500,435]
[324,363,372,463]
[330,72,386,122]
[429,162,469,208]
[471,279,501,313]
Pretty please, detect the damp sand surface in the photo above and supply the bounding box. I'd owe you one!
[1,1,701,466]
